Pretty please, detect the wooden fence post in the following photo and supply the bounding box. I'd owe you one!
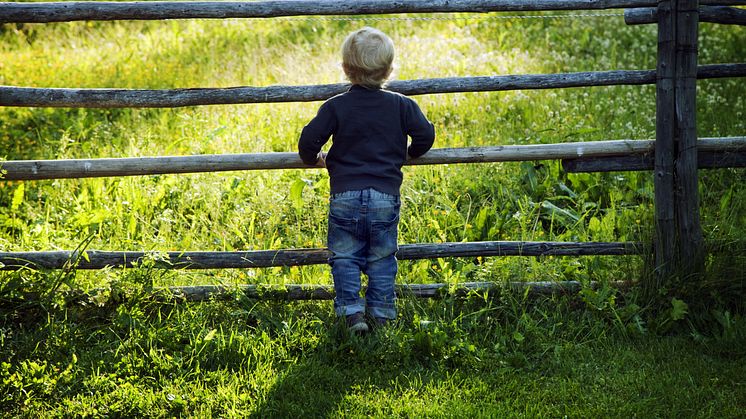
[655,0,703,285]
[655,0,677,280]
[674,0,704,276]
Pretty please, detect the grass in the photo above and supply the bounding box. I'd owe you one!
[1,8,746,418]
[2,291,746,417]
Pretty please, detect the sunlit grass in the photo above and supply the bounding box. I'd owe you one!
[1,11,746,417]
[1,15,744,289]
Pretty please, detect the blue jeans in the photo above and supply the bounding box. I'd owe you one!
[328,188,400,320]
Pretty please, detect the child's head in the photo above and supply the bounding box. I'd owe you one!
[342,27,394,89]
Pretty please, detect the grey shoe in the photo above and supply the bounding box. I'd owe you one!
[346,312,369,334]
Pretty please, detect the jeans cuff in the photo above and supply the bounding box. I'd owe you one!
[367,306,397,320]
[334,302,365,317]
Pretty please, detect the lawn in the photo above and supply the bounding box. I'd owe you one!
[1,4,745,417]
[3,293,745,417]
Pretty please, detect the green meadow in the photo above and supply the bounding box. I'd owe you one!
[1,8,745,417]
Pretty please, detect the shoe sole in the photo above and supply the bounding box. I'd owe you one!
[348,322,369,334]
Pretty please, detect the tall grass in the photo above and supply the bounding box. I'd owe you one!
[0,13,744,289]
[1,10,745,417]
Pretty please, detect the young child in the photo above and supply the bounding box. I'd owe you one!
[298,27,435,333]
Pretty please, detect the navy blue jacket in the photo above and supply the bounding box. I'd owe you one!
[298,85,435,196]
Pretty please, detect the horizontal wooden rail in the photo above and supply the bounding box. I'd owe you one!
[0,0,659,24]
[1,140,656,181]
[625,5,746,25]
[563,150,746,172]
[0,241,642,271]
[561,136,746,172]
[0,70,655,108]
[2,64,745,108]
[56,281,631,302]
[158,281,631,301]
[3,137,743,181]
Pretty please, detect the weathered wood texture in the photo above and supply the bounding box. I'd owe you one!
[2,65,743,108]
[163,281,631,301]
[562,136,746,172]
[0,241,643,271]
[675,0,704,274]
[0,140,655,181]
[0,70,655,108]
[625,5,746,24]
[564,154,654,172]
[696,62,746,78]
[562,150,746,172]
[0,137,746,180]
[655,0,677,278]
[627,5,661,22]
[3,137,744,181]
[0,0,659,23]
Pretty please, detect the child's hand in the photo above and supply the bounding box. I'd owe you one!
[317,152,326,168]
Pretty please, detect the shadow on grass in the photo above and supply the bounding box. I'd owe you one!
[249,312,403,417]
[245,289,505,417]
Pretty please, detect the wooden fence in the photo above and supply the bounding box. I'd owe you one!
[1,0,745,299]
[2,137,745,181]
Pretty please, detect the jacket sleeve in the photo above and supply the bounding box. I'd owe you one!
[298,101,336,165]
[404,99,435,159]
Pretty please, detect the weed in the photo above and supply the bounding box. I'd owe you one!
[1,11,745,417]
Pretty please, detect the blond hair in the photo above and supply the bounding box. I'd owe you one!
[341,27,394,89]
